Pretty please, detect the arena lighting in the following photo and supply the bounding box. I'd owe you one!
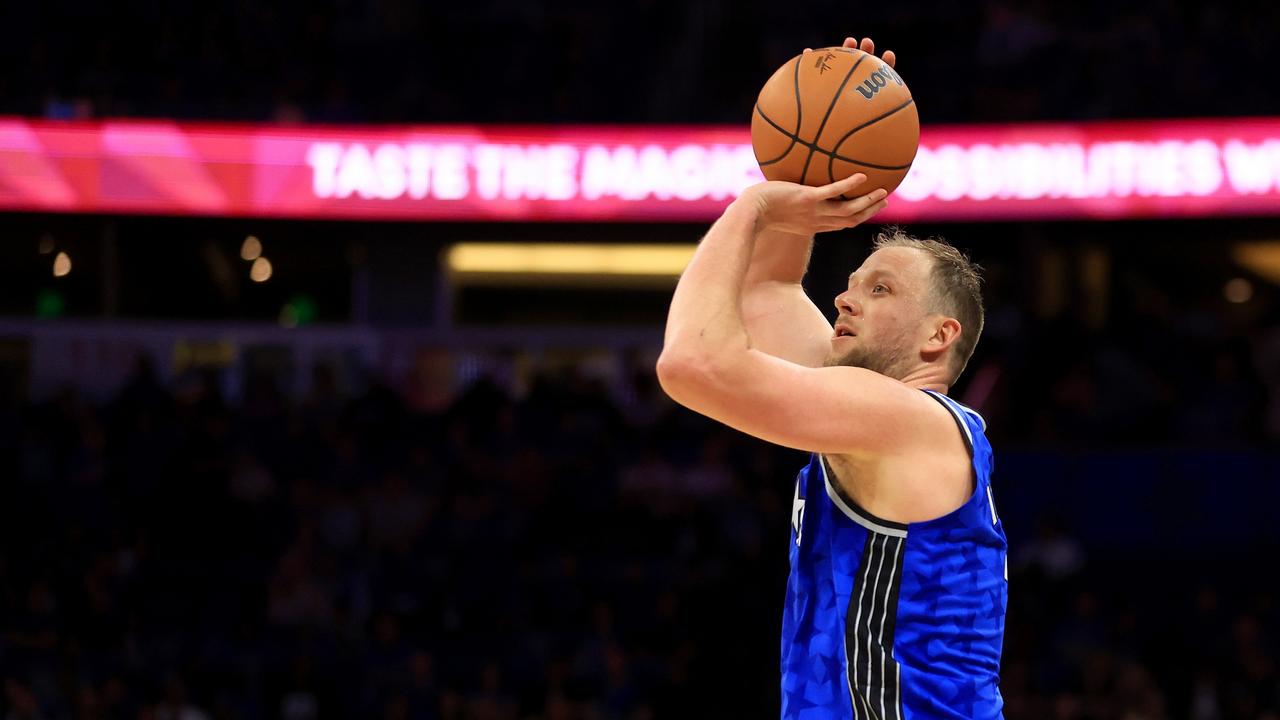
[446,242,696,285]
[250,256,273,282]
[52,251,71,277]
[1230,242,1280,284]
[1224,278,1253,303]
[241,235,262,260]
[35,289,64,318]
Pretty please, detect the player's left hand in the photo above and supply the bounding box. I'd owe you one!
[843,36,895,67]
[803,36,896,68]
[739,173,888,237]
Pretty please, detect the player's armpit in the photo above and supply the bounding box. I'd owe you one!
[657,348,945,455]
[741,281,832,368]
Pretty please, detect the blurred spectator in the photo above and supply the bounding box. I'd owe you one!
[0,328,1278,717]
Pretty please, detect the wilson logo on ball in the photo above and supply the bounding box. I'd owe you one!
[855,64,905,100]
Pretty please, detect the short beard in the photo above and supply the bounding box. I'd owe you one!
[824,341,909,378]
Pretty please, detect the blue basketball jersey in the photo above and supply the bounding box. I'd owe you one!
[781,390,1007,719]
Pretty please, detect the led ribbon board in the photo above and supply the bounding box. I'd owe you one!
[1,117,1278,221]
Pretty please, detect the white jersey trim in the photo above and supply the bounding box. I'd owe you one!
[819,456,908,539]
[923,390,975,450]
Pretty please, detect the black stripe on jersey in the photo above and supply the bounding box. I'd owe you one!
[846,532,878,720]
[880,537,906,720]
[845,532,906,720]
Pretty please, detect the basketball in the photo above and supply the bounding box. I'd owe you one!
[751,47,919,196]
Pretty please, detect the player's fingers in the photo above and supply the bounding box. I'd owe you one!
[803,47,812,53]
[817,173,868,199]
[860,37,875,56]
[829,187,888,215]
[884,49,896,68]
[842,199,888,226]
[842,37,857,49]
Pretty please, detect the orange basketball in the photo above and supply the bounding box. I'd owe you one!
[751,47,919,196]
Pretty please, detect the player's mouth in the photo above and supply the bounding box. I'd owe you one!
[833,325,857,339]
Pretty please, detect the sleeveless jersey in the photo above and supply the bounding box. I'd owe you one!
[781,390,1007,719]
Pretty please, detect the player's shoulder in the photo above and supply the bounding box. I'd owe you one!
[836,370,976,453]
[920,389,988,433]
[847,384,983,463]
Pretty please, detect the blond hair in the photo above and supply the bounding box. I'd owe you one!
[873,228,985,382]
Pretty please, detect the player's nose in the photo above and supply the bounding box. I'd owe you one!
[834,290,860,316]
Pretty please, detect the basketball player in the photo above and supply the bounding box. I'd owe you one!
[655,37,1006,719]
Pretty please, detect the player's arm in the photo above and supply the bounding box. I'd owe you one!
[740,36,897,369]
[659,176,942,455]
[740,229,832,368]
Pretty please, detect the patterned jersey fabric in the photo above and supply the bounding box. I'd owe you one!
[781,390,1007,719]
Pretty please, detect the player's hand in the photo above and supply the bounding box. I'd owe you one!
[739,174,888,237]
[803,36,896,68]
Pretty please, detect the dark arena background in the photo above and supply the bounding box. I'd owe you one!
[2,2,1280,719]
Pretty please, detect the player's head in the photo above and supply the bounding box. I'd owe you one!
[825,229,984,385]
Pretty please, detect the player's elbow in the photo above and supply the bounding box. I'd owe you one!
[655,350,695,397]
[656,348,721,404]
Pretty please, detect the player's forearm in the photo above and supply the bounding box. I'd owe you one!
[739,227,831,368]
[659,197,759,371]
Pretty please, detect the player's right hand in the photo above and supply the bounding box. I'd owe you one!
[739,174,888,237]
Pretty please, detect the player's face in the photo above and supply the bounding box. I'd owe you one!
[825,247,933,377]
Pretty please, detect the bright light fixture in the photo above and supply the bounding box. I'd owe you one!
[250,256,273,282]
[241,235,262,261]
[445,242,695,286]
[53,251,72,277]
[1232,242,1280,285]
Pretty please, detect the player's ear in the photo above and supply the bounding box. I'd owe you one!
[922,317,961,358]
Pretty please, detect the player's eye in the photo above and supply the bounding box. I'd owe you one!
[873,284,888,294]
